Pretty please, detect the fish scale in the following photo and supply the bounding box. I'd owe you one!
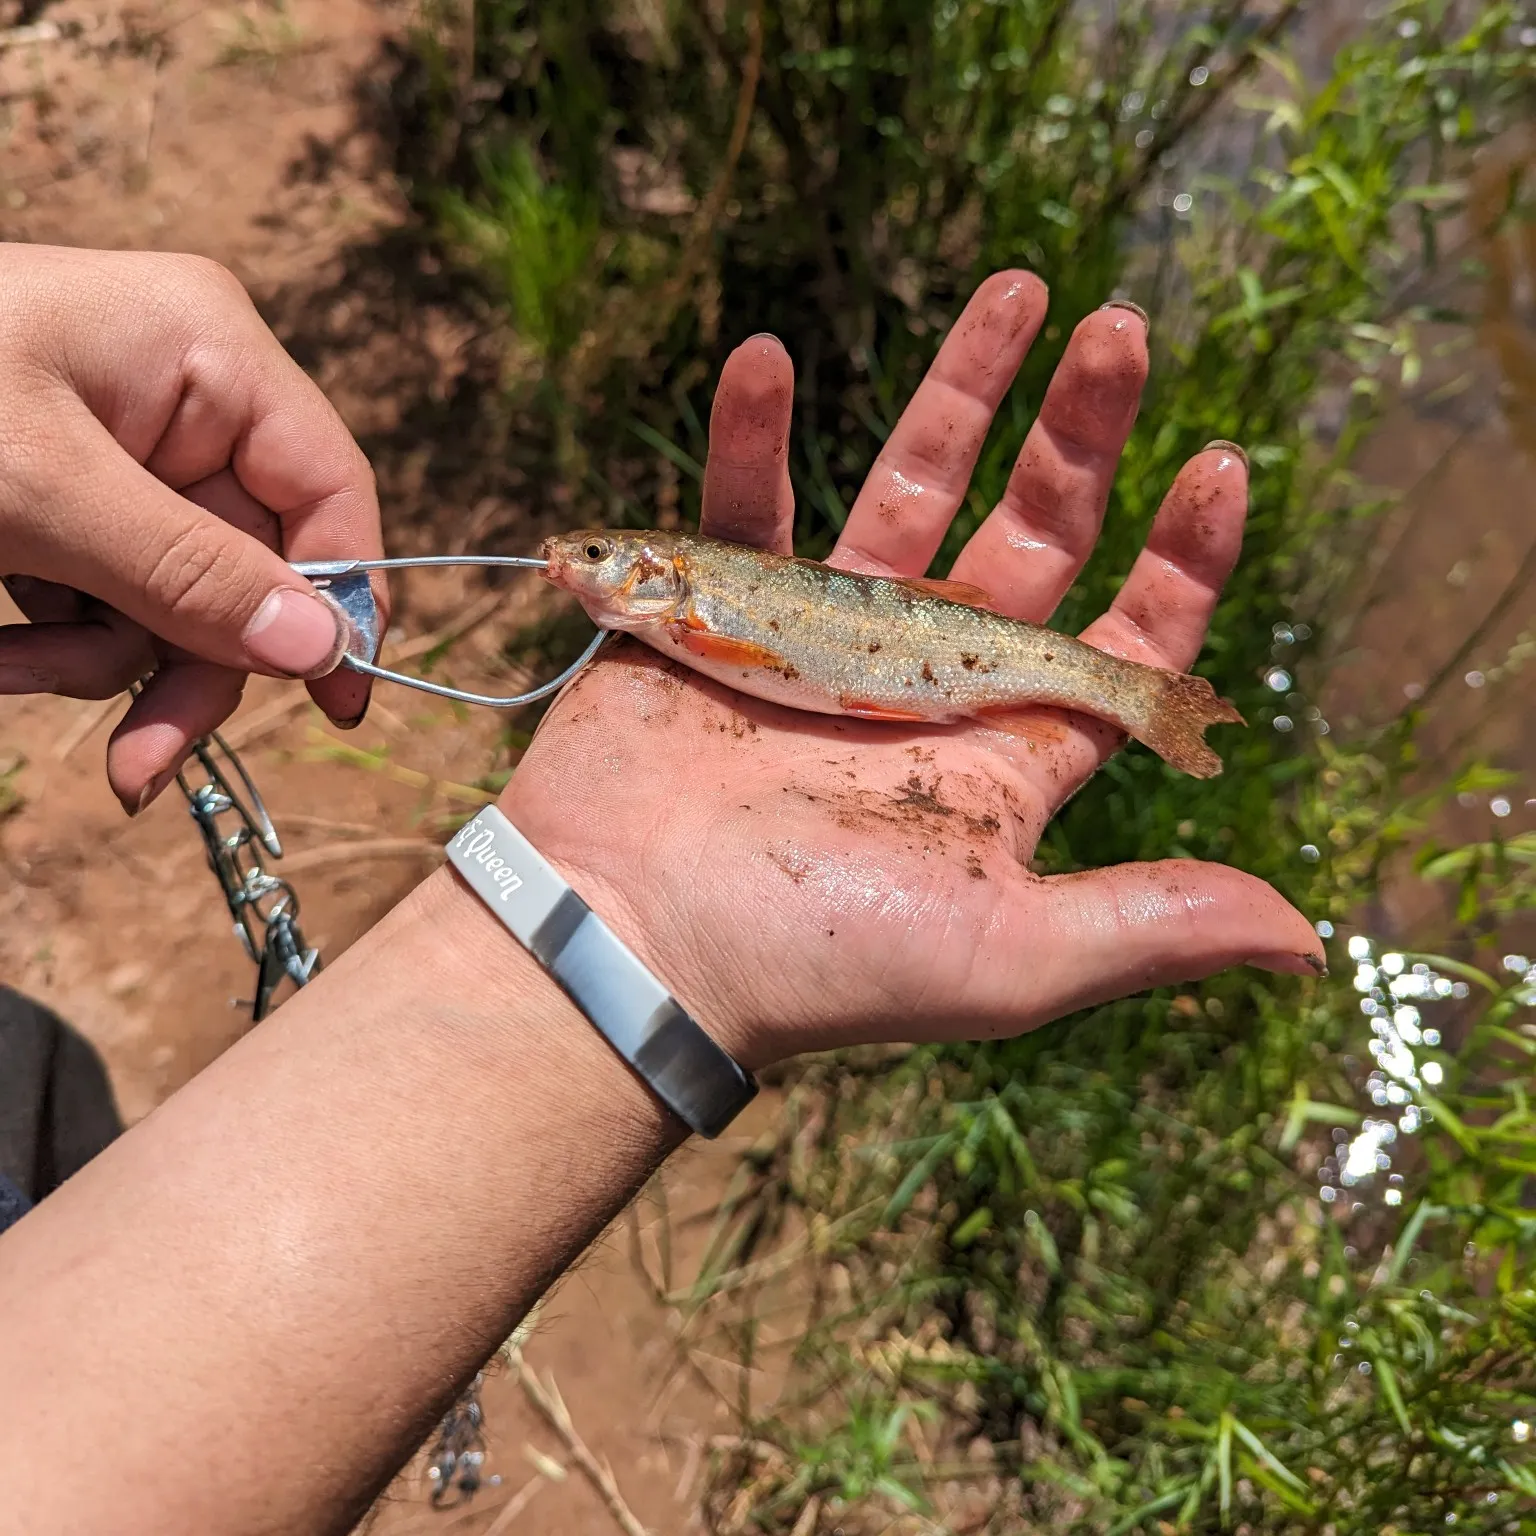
[540,529,1245,778]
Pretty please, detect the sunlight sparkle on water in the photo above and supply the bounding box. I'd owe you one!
[1324,940,1467,1201]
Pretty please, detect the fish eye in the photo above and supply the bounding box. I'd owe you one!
[581,539,611,562]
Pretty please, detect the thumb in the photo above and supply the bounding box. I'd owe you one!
[1012,860,1326,1023]
[16,420,349,681]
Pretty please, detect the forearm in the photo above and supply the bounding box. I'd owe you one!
[0,863,683,1536]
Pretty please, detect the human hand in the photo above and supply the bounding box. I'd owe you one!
[502,272,1323,1070]
[0,244,386,814]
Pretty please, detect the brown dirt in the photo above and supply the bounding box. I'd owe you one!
[0,4,776,1532]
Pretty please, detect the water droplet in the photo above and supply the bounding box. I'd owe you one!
[1451,981,1470,999]
[1320,1185,1337,1202]
[1358,1359,1373,1375]
[1423,1028,1441,1047]
[1172,192,1193,214]
[1188,65,1210,86]
[1503,954,1529,974]
[1266,667,1292,691]
[1273,622,1294,643]
[1381,953,1405,976]
[1398,17,1422,37]
[1134,128,1154,148]
[1521,27,1536,47]
[1458,791,1478,808]
[1465,670,1486,688]
[1514,1419,1531,1444]
[1348,936,1372,960]
[1275,715,1295,733]
[1293,623,1312,641]
[1385,1187,1403,1205]
[1316,919,1334,938]
[1492,796,1512,817]
[1299,843,1319,862]
[1403,681,1424,700]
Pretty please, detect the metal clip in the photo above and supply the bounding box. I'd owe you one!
[291,557,606,709]
[174,731,320,1022]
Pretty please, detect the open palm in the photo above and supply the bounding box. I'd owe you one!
[503,272,1321,1071]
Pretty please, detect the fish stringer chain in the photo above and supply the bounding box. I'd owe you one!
[168,724,321,1024]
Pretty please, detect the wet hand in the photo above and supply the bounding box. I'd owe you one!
[0,244,387,813]
[503,272,1323,1070]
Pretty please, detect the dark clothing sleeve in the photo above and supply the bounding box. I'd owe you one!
[0,986,123,1232]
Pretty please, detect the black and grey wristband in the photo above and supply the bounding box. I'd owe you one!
[445,805,758,1139]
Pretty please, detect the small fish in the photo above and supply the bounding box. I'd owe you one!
[540,529,1244,777]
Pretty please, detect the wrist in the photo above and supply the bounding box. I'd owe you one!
[491,782,773,1074]
[405,863,689,1151]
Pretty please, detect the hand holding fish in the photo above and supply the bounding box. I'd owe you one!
[503,272,1324,1070]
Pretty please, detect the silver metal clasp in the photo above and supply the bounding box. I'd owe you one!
[291,556,606,709]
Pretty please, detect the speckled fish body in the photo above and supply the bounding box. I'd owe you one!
[540,529,1244,778]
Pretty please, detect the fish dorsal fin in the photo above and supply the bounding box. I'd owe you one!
[893,575,994,609]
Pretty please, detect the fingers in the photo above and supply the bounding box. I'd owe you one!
[7,399,352,681]
[0,604,154,698]
[2,573,89,624]
[949,302,1150,619]
[1003,443,1250,802]
[994,860,1325,1029]
[13,252,383,726]
[105,659,246,816]
[700,335,795,553]
[829,270,1048,578]
[1083,442,1249,669]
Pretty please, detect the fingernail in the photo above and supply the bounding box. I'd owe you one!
[1100,298,1149,330]
[1203,439,1250,469]
[1249,951,1329,978]
[129,777,161,818]
[746,330,782,344]
[334,709,366,731]
[244,588,348,679]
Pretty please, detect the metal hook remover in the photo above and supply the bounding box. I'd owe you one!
[291,556,607,708]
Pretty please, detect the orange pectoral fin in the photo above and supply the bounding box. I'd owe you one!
[838,696,930,723]
[669,624,785,669]
[966,705,1071,747]
[894,575,995,609]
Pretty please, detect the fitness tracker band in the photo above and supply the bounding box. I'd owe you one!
[445,804,758,1139]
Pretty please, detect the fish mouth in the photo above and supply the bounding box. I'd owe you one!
[536,537,564,584]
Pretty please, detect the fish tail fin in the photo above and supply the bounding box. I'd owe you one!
[1131,672,1245,779]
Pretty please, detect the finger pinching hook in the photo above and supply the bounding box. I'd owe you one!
[291,556,607,709]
